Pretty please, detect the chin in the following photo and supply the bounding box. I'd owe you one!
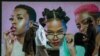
[54,46,59,49]
[52,45,60,49]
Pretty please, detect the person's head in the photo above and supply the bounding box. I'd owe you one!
[74,4,99,35]
[42,7,70,48]
[9,4,36,36]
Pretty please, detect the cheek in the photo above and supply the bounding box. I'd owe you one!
[82,24,88,30]
[18,21,24,29]
[17,20,28,31]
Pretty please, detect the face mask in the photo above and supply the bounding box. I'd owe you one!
[96,25,100,32]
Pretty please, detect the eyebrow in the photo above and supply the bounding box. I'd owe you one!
[47,28,63,32]
[46,30,53,32]
[11,14,22,17]
[17,14,22,17]
[82,16,92,21]
[57,28,63,32]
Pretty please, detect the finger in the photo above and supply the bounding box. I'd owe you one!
[4,31,15,43]
[9,33,14,39]
[5,30,11,35]
[3,32,10,40]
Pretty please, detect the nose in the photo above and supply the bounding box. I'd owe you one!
[11,17,17,25]
[79,26,84,33]
[52,33,58,41]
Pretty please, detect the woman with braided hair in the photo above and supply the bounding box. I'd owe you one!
[40,7,76,56]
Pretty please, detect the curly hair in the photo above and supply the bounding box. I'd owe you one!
[42,7,70,23]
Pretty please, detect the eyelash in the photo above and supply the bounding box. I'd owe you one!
[77,25,81,29]
[47,31,63,34]
[17,17,23,20]
[47,32,53,34]
[58,30,63,32]
[9,18,13,21]
[82,20,88,25]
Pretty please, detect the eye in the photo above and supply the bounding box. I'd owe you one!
[57,30,63,34]
[76,23,81,29]
[82,21,88,25]
[82,17,92,24]
[77,25,81,29]
[17,17,23,20]
[9,18,14,21]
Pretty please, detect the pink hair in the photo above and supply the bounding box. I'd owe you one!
[74,4,99,15]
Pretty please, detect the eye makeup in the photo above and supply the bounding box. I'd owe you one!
[76,23,81,29]
[17,17,23,20]
[9,18,14,21]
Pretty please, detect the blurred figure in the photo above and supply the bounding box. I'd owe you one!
[74,4,100,56]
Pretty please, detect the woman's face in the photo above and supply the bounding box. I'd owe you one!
[45,19,65,49]
[9,8,29,35]
[75,12,95,35]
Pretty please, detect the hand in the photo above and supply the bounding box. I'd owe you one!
[66,34,74,43]
[4,31,15,56]
[66,34,76,56]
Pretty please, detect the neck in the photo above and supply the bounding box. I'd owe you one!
[16,33,25,45]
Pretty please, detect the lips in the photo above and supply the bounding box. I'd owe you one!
[52,41,59,46]
[11,26,16,32]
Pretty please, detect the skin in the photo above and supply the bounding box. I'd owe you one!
[92,33,100,56]
[4,8,34,56]
[45,19,76,56]
[45,19,64,49]
[29,21,34,28]
[10,8,29,35]
[67,34,76,56]
[75,12,95,35]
